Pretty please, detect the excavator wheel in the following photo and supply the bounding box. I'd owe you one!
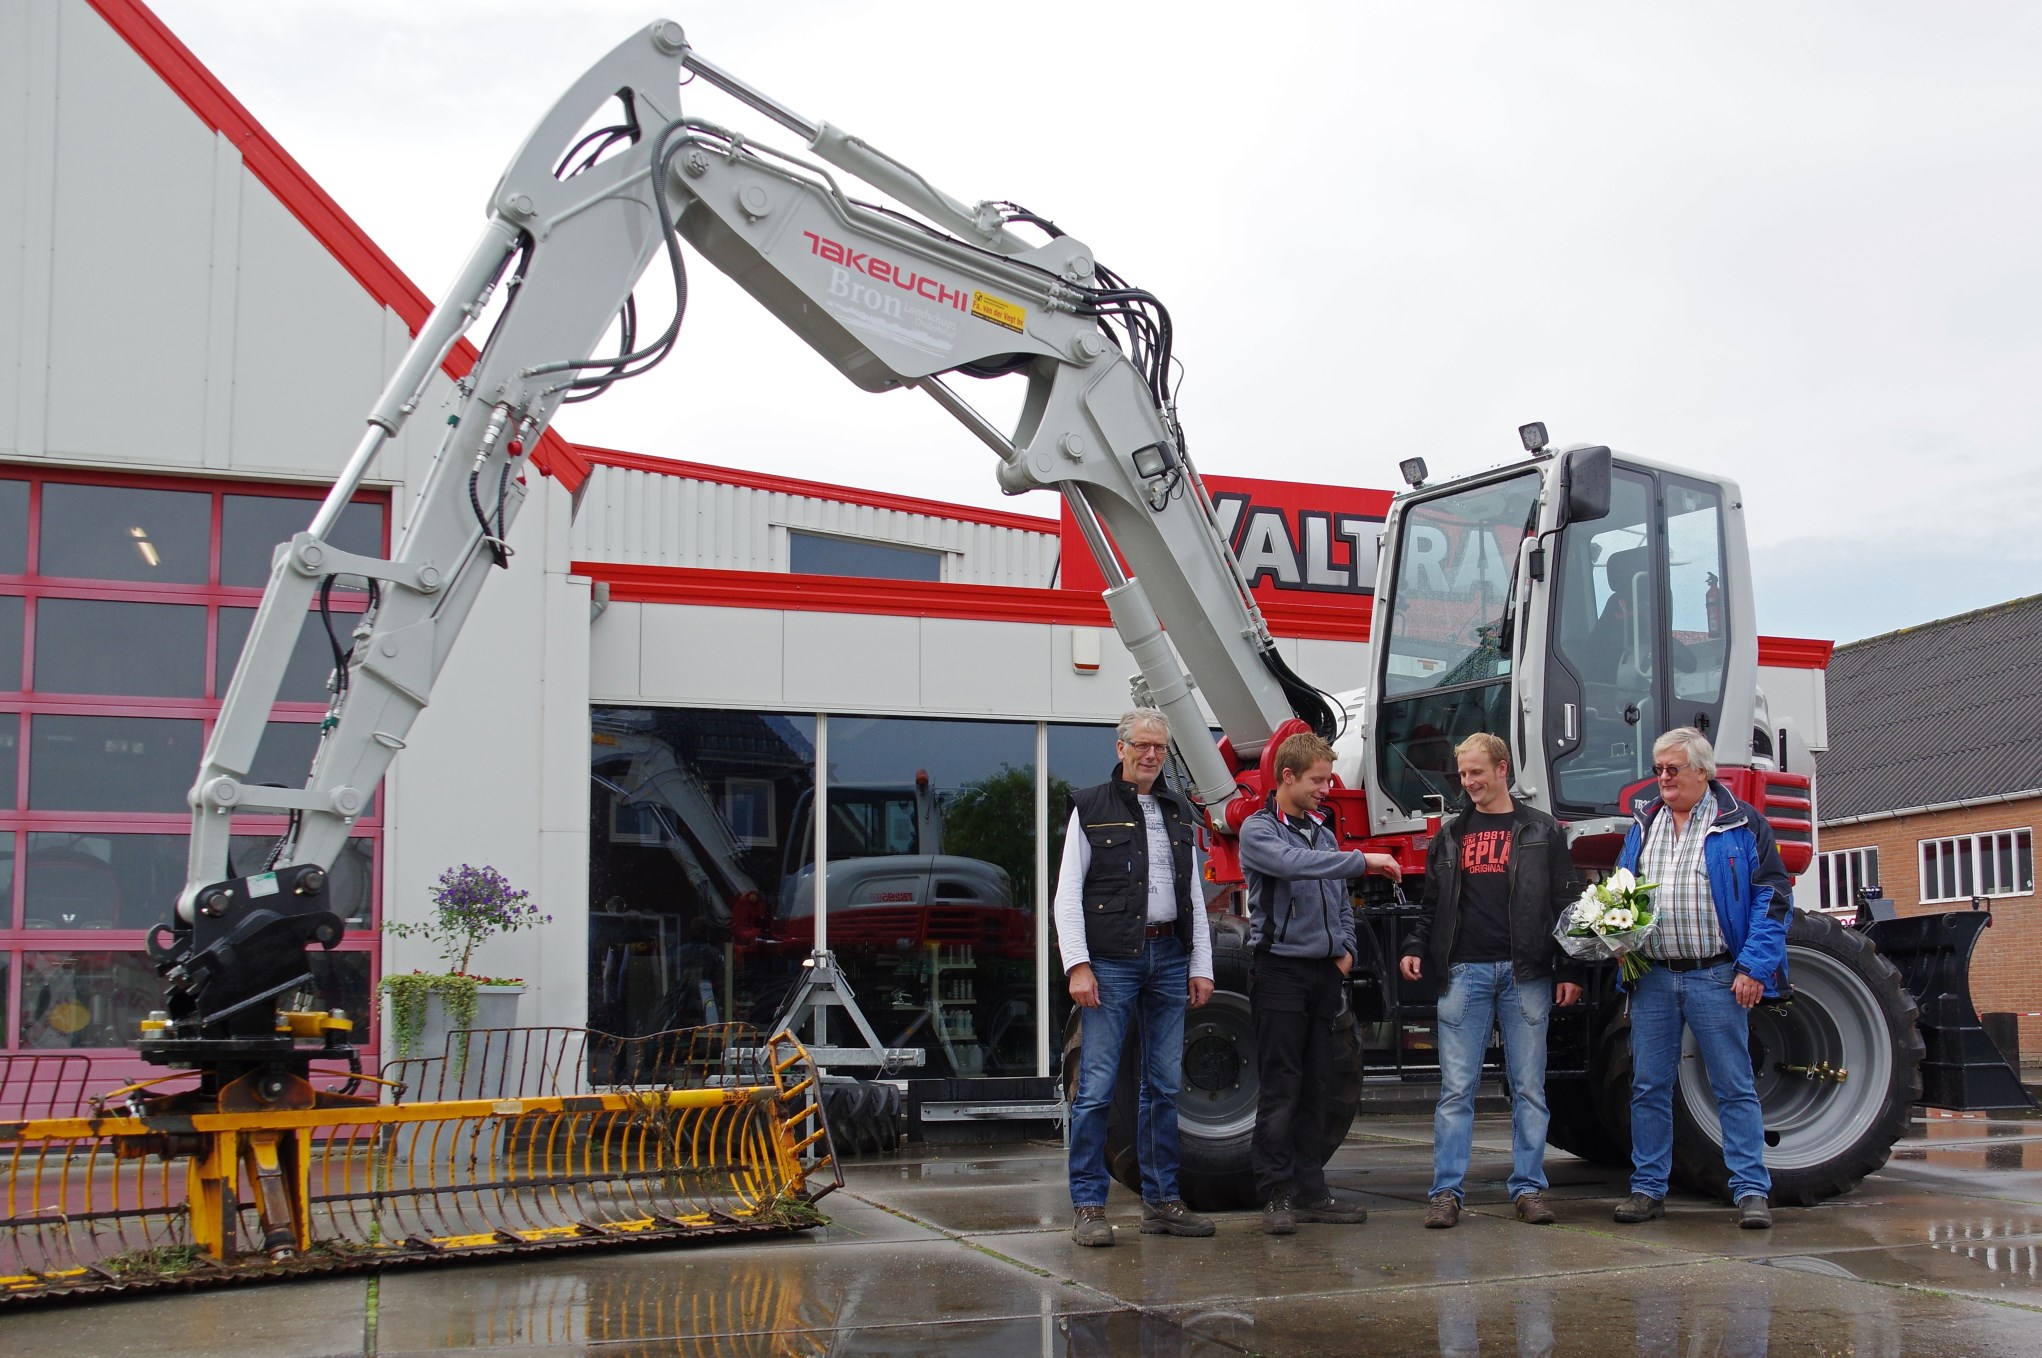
[1060,917,1363,1211]
[1595,909,1924,1205]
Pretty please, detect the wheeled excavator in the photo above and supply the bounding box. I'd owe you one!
[2,16,2022,1301]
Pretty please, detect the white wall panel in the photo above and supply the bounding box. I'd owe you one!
[42,4,217,466]
[0,1,42,454]
[784,611,920,710]
[637,604,786,707]
[921,618,1053,715]
[570,464,1059,586]
[1294,638,1371,699]
[588,600,643,699]
[226,183,393,480]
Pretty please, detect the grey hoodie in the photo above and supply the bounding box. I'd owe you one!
[1239,801,1367,960]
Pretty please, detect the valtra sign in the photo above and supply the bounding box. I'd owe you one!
[1059,475,1393,642]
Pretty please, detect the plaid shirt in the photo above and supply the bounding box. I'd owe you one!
[1639,794,1726,961]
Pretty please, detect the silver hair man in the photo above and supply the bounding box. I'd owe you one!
[1652,727,1715,778]
[1116,707,1170,743]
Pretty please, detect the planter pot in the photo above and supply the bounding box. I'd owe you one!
[387,982,526,1098]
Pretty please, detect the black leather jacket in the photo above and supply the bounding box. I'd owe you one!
[1403,800,1582,984]
[1069,767,1197,961]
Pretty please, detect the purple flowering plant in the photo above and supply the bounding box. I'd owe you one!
[387,864,551,977]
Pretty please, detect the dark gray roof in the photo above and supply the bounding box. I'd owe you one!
[1818,593,2042,821]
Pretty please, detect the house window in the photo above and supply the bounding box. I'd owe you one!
[0,468,387,1071]
[1919,830,2034,904]
[788,531,941,582]
[1815,846,1879,912]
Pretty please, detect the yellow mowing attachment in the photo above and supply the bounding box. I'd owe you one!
[0,1024,839,1304]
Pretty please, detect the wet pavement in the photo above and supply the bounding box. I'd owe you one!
[5,1107,2040,1355]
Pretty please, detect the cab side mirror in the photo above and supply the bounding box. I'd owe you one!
[1562,446,1612,525]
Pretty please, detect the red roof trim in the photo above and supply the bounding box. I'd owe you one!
[576,561,1370,641]
[1757,636,1835,670]
[573,445,1059,535]
[88,0,587,493]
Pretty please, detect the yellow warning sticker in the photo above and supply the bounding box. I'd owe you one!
[971,290,1026,333]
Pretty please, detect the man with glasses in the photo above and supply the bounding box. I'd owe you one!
[1612,727,1792,1229]
[1055,708,1216,1246]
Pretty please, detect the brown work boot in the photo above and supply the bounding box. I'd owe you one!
[1072,1205,1115,1247]
[1424,1191,1461,1229]
[1259,1196,1297,1236]
[1514,1191,1556,1225]
[1140,1198,1216,1237]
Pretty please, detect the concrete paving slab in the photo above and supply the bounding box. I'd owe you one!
[372,1236,1123,1354]
[0,1275,368,1358]
[1154,1256,2042,1357]
[985,1205,1707,1307]
[1755,1234,2042,1311]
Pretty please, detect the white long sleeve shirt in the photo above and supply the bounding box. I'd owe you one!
[1052,803,1215,981]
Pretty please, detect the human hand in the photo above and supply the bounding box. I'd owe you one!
[1364,853,1404,882]
[1188,976,1213,1008]
[1731,973,1763,1009]
[1069,963,1100,1008]
[1335,952,1353,976]
[1399,955,1424,983]
[1555,982,1583,1007]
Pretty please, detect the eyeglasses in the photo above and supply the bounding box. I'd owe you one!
[1651,763,1693,778]
[1121,741,1169,755]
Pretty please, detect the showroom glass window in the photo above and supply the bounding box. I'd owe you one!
[589,709,1050,1079]
[0,470,385,1059]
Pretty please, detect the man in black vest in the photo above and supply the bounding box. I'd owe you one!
[1055,708,1216,1246]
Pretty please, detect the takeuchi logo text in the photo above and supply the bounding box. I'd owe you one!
[803,231,970,311]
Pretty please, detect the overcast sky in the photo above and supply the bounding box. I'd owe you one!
[149,0,2041,644]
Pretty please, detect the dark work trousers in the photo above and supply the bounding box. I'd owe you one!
[1249,952,1346,1203]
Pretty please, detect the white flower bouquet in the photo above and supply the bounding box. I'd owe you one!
[1554,866,1660,982]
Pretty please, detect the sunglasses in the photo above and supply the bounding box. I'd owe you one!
[1651,763,1694,778]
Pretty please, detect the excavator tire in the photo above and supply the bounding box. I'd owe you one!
[1594,909,1923,1206]
[1060,917,1363,1211]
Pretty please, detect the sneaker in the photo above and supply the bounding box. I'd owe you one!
[1513,1191,1556,1225]
[1737,1195,1773,1230]
[1613,1193,1665,1224]
[1423,1191,1460,1229]
[1260,1196,1297,1236]
[1140,1198,1216,1237]
[1294,1194,1368,1225]
[1072,1205,1114,1247]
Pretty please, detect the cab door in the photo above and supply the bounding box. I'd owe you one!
[1542,468,1731,818]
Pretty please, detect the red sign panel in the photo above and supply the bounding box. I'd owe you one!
[1058,475,1394,640]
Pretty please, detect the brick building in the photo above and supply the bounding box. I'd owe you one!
[1814,594,2042,1059]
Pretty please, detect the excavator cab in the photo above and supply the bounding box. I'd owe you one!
[1363,436,1758,836]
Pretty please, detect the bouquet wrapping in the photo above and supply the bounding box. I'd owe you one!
[1554,867,1660,982]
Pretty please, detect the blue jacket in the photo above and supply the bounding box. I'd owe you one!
[1615,780,1793,997]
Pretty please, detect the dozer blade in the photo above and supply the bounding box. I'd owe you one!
[0,1024,839,1305]
[1864,910,2037,1111]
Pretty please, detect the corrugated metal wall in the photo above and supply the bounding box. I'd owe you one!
[568,463,1062,588]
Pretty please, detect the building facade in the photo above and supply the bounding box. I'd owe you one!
[1814,594,2042,1060]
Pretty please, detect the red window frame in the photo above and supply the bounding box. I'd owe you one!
[0,465,388,1078]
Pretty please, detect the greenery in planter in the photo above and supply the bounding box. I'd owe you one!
[381,864,550,1059]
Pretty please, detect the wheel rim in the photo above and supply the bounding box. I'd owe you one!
[1676,943,1894,1171]
[1177,992,1258,1139]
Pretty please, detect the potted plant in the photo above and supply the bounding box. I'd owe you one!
[380,864,551,1065]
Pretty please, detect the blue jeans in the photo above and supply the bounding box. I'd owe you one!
[1067,936,1189,1207]
[1431,960,1553,1201]
[1627,961,1770,1201]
